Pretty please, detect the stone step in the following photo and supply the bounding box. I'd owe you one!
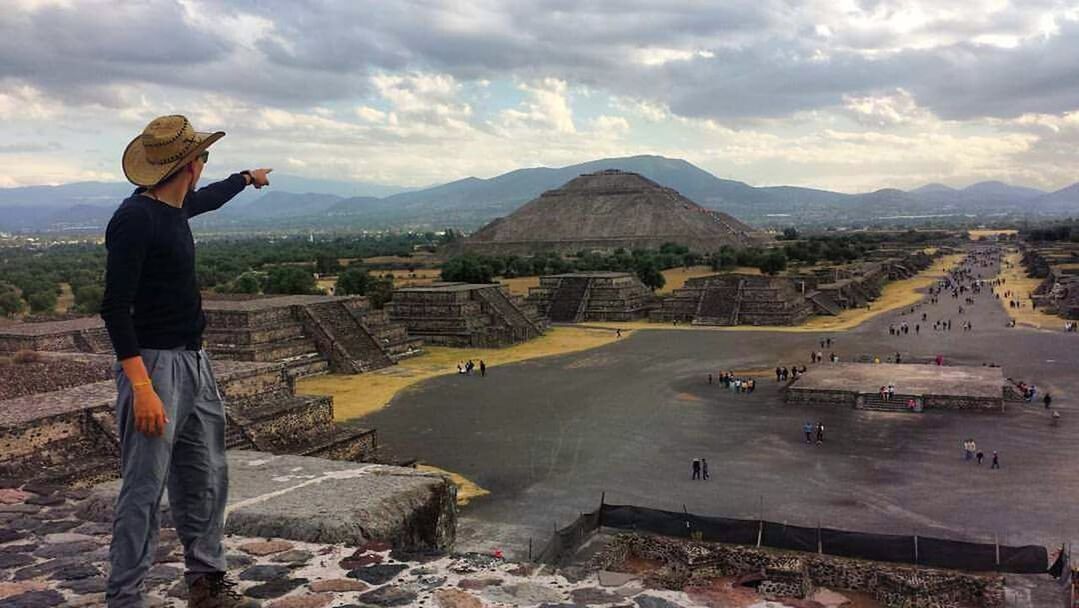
[234,395,337,452]
[203,323,306,347]
[208,337,319,362]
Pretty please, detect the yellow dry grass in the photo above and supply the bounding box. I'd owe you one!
[415,465,490,506]
[996,250,1075,328]
[969,229,1018,241]
[296,325,623,421]
[497,276,540,295]
[584,253,966,334]
[55,283,74,313]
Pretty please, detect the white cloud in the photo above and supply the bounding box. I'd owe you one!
[497,78,575,134]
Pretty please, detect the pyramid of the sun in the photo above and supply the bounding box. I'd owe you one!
[458,169,763,255]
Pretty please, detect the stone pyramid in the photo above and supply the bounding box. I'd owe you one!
[459,169,762,255]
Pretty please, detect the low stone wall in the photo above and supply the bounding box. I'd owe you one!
[923,394,1003,411]
[595,533,1005,608]
[91,450,458,551]
[785,388,856,407]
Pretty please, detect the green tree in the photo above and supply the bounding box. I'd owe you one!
[27,290,58,313]
[441,256,493,283]
[73,284,104,314]
[315,254,342,275]
[0,283,24,317]
[365,277,394,309]
[635,259,666,290]
[265,266,319,295]
[336,267,373,295]
[759,251,788,275]
[231,272,264,294]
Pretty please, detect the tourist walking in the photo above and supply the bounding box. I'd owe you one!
[692,458,701,480]
[803,421,813,444]
[1044,393,1052,409]
[701,458,710,480]
[991,451,1000,469]
[976,450,984,465]
[480,360,486,377]
[816,422,825,445]
[100,115,267,608]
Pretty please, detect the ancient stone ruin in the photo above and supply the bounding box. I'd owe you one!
[527,272,656,322]
[0,316,113,355]
[457,169,763,255]
[0,352,376,487]
[1024,244,1079,320]
[653,274,813,325]
[594,533,1006,608]
[202,294,422,377]
[386,282,546,347]
[785,362,1007,412]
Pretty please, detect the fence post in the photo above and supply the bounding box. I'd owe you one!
[914,533,919,565]
[683,504,690,534]
[598,492,605,528]
[817,520,822,555]
[995,533,1001,570]
[528,538,532,562]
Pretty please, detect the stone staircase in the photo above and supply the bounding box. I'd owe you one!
[474,285,544,338]
[806,291,842,316]
[694,284,740,325]
[302,301,394,373]
[547,277,591,322]
[74,327,114,354]
[859,393,920,413]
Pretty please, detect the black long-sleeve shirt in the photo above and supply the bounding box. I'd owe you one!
[100,174,247,359]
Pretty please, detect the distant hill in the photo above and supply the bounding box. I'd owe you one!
[0,156,1074,233]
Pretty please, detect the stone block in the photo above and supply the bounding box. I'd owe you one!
[93,450,455,551]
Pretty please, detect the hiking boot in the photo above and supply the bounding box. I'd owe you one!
[188,573,260,608]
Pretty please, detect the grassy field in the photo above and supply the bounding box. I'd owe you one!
[969,229,1018,240]
[415,464,490,506]
[996,249,1075,328]
[497,276,540,295]
[296,325,624,421]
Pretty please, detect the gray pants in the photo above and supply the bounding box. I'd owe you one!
[107,348,229,608]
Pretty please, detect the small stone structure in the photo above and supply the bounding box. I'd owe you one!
[785,362,1006,411]
[1024,244,1079,320]
[0,317,112,354]
[0,354,376,487]
[652,274,813,325]
[386,282,546,347]
[203,294,422,377]
[91,450,457,551]
[527,271,656,322]
[595,533,1006,608]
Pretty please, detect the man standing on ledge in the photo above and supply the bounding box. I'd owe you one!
[101,115,270,608]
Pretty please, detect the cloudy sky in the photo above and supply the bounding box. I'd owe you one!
[2,0,1078,192]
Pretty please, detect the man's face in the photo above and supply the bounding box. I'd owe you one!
[189,158,205,192]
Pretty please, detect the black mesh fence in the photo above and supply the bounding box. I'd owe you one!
[533,509,601,566]
[593,502,1047,574]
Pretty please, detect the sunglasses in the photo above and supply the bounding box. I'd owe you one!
[197,150,209,164]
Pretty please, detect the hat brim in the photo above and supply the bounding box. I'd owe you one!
[122,130,225,187]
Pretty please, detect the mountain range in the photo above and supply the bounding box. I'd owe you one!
[0,156,1076,233]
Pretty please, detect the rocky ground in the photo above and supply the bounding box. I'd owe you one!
[0,358,111,400]
[0,483,856,608]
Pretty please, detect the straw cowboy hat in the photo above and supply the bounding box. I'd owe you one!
[122,115,224,187]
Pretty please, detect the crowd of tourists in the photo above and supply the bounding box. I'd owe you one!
[708,371,756,393]
[456,359,487,376]
[962,438,1001,469]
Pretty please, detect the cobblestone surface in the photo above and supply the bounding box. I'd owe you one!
[0,482,838,608]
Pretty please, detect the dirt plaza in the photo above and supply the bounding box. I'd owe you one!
[360,252,1079,557]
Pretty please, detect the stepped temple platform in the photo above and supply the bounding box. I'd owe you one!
[653,274,813,325]
[0,354,377,486]
[1024,244,1079,319]
[203,294,422,377]
[386,282,546,347]
[527,271,656,322]
[785,363,1006,411]
[0,316,112,354]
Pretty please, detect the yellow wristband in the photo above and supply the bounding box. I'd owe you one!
[132,380,153,389]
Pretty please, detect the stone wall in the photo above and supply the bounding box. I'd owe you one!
[528,273,654,322]
[594,533,1005,608]
[388,283,545,348]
